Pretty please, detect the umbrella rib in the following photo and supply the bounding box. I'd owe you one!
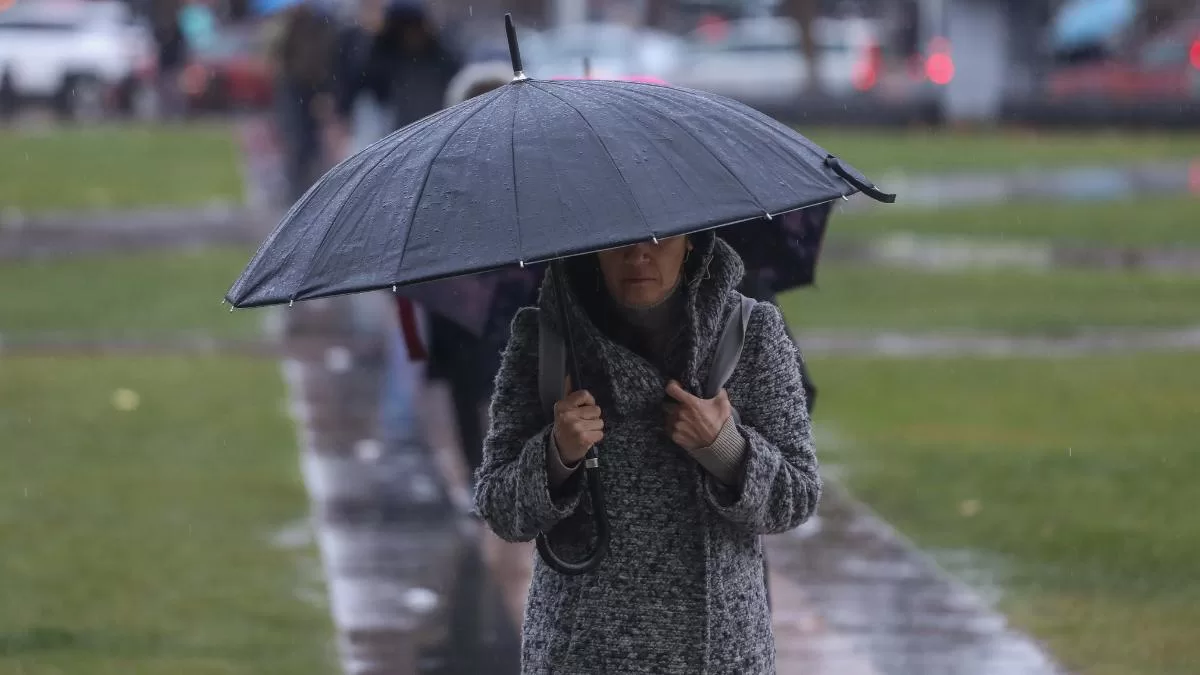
[529,81,657,242]
[510,83,524,264]
[287,103,476,300]
[394,95,498,283]
[585,81,766,214]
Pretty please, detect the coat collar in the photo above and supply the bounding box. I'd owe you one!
[537,232,745,397]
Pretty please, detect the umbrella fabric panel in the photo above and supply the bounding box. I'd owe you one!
[580,82,845,215]
[227,78,876,308]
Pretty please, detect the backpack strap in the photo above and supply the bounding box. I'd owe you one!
[704,295,757,399]
[537,308,566,422]
[539,296,755,422]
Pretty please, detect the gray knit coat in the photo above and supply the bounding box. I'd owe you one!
[474,234,821,674]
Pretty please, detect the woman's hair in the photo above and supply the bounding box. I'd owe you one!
[464,79,508,100]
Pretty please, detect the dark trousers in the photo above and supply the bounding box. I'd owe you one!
[274,81,322,203]
[427,314,491,481]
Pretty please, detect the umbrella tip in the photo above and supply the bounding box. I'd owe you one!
[504,14,527,81]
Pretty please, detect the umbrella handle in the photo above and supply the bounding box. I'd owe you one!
[825,155,897,203]
[535,451,611,575]
[535,260,612,575]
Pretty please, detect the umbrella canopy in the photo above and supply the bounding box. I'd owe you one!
[225,68,890,308]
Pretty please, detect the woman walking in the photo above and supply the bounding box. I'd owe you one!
[474,231,821,673]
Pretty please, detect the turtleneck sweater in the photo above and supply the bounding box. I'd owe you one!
[547,277,748,489]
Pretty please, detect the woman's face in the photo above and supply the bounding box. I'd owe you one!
[596,236,691,308]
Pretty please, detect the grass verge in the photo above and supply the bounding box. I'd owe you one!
[810,353,1200,675]
[0,124,244,213]
[0,356,331,675]
[0,248,259,340]
[780,263,1200,335]
[804,129,1200,177]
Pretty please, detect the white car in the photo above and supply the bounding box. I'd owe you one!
[669,16,881,103]
[0,0,156,120]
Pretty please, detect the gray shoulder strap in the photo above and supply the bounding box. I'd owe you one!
[537,309,566,421]
[704,295,757,399]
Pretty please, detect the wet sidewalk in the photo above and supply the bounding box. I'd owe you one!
[273,293,1067,675]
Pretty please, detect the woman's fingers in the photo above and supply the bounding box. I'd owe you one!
[567,417,604,433]
[563,388,596,408]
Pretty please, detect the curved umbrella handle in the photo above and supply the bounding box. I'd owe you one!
[535,448,611,575]
[535,260,612,575]
[825,155,897,203]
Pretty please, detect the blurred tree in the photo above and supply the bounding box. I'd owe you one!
[783,0,822,94]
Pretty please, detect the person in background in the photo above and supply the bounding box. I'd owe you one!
[151,0,189,120]
[178,0,220,53]
[269,0,338,202]
[424,63,516,490]
[332,1,460,135]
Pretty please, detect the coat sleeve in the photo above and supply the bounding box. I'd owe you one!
[473,308,587,542]
[702,302,821,534]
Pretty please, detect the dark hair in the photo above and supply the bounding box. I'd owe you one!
[463,78,507,100]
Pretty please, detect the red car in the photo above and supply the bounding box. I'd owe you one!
[1047,13,1200,102]
[181,27,273,112]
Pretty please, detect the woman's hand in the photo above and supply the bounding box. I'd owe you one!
[553,379,604,465]
[664,380,732,451]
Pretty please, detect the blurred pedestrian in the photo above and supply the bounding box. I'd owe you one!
[475,232,820,672]
[333,1,460,135]
[269,0,338,202]
[329,0,388,156]
[420,63,517,488]
[151,0,190,120]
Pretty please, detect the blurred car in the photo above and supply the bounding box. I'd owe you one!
[179,25,273,112]
[522,22,684,80]
[1046,10,1200,102]
[668,16,881,103]
[0,0,156,120]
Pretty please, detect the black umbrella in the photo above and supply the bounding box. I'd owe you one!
[227,16,894,575]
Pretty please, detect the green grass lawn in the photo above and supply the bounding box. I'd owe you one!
[0,124,244,213]
[805,128,1200,177]
[0,248,259,340]
[830,196,1200,248]
[0,356,332,675]
[810,353,1200,675]
[780,263,1200,335]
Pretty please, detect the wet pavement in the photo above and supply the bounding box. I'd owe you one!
[272,289,1068,675]
[276,293,522,674]
[766,483,1065,674]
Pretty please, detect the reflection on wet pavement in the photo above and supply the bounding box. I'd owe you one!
[766,484,1065,674]
[277,293,520,675]
[274,286,1066,675]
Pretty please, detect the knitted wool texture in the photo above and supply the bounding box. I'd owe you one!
[474,233,821,674]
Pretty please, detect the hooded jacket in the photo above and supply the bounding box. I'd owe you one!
[474,233,821,674]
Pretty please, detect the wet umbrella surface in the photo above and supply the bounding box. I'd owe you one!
[225,21,890,309]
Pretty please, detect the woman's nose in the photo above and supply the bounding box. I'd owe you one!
[626,243,656,261]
